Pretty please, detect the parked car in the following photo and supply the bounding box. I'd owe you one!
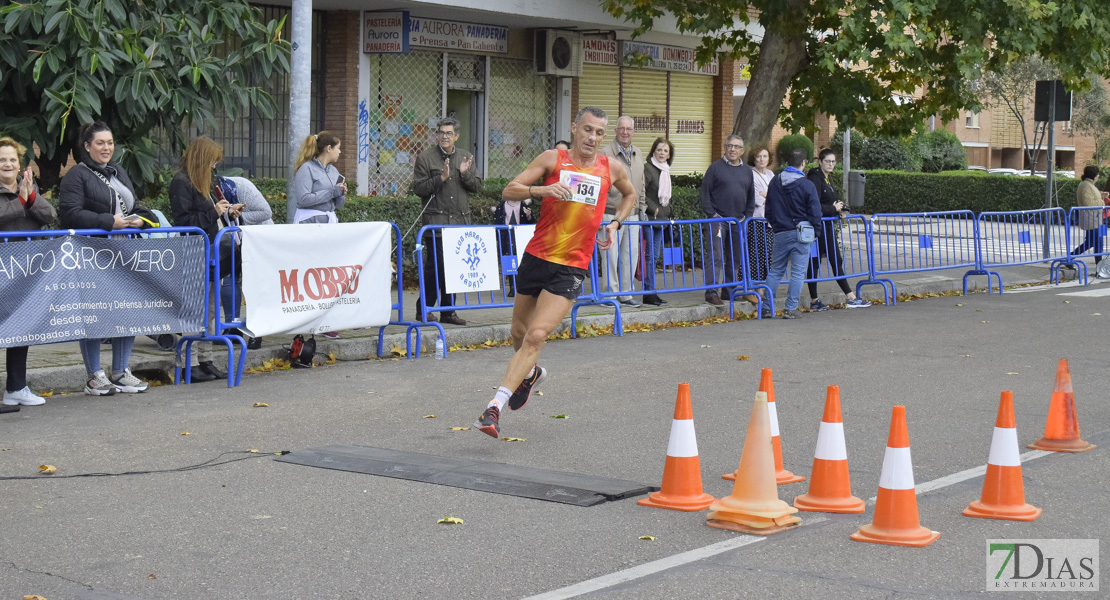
[987,168,1022,176]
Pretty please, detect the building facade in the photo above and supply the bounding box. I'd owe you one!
[213,0,735,196]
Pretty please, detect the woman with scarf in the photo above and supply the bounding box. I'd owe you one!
[59,121,157,396]
[642,137,674,306]
[747,144,774,283]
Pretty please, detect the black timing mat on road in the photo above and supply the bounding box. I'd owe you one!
[277,445,658,506]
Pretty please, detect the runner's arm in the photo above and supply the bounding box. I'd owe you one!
[503,150,570,203]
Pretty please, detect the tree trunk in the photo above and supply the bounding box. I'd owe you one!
[35,152,66,198]
[733,26,808,149]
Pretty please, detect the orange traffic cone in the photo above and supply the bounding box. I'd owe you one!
[793,386,865,513]
[1028,359,1095,452]
[723,368,804,485]
[964,391,1041,521]
[707,391,801,535]
[850,405,940,547]
[638,383,716,511]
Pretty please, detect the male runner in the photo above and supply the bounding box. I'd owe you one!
[475,107,638,437]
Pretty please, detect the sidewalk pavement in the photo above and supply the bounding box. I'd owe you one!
[22,263,1083,393]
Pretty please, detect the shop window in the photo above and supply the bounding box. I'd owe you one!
[488,59,555,179]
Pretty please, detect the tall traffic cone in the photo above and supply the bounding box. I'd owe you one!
[638,383,716,511]
[964,391,1042,521]
[850,406,940,547]
[723,368,804,485]
[1028,359,1095,452]
[793,386,865,513]
[706,391,801,535]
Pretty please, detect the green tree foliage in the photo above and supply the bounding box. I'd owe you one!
[775,133,813,165]
[1072,78,1110,164]
[915,130,968,172]
[0,0,290,191]
[603,0,1110,151]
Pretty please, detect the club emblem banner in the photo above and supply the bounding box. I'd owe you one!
[241,223,393,337]
[0,235,207,348]
[443,226,500,294]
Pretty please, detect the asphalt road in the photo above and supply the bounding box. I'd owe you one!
[1,280,1107,599]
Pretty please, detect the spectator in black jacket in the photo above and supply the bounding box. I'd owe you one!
[699,135,756,306]
[169,136,241,383]
[805,149,869,310]
[59,122,155,396]
[0,137,56,407]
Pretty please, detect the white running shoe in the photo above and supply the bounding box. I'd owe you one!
[85,371,118,396]
[110,368,149,393]
[2,386,45,406]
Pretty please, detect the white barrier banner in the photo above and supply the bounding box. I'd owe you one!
[443,227,500,294]
[514,225,535,261]
[241,223,393,337]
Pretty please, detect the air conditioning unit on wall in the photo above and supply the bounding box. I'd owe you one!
[535,30,582,77]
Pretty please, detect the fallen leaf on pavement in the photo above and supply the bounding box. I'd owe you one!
[638,535,656,541]
[500,437,526,442]
[551,414,568,419]
[253,402,269,407]
[535,391,543,396]
[24,595,48,600]
[737,355,750,361]
[450,427,470,431]
[147,574,157,579]
[246,449,259,453]
[437,516,463,525]
[700,345,711,348]
[40,390,53,397]
[390,344,407,357]
[326,352,336,364]
[180,432,190,436]
[37,465,56,475]
[423,414,436,419]
[1006,372,1019,375]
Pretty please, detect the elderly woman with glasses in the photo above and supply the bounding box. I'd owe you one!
[805,149,868,310]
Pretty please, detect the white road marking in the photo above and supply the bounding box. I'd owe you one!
[1058,287,1110,297]
[527,449,1056,600]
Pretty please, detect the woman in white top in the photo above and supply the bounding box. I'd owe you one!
[746,144,775,281]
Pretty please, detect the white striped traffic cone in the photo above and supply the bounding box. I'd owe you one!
[724,368,804,484]
[638,383,716,511]
[793,386,865,513]
[850,405,940,547]
[963,391,1041,521]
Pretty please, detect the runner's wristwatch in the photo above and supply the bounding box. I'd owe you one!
[610,218,622,230]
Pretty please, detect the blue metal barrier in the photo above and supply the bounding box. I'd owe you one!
[858,211,979,303]
[180,227,246,386]
[1063,206,1108,282]
[976,208,1073,289]
[0,226,226,385]
[580,217,766,330]
[412,223,526,357]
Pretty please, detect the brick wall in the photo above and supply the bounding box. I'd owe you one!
[323,11,360,181]
[712,56,735,157]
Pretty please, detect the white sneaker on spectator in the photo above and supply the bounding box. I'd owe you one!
[85,371,118,396]
[110,368,149,393]
[3,386,45,406]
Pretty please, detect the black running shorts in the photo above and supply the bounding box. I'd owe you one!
[515,253,588,300]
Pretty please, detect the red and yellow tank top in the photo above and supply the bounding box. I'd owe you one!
[524,149,611,269]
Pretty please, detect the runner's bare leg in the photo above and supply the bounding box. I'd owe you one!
[500,290,573,391]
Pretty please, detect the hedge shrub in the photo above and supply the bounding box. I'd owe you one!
[776,134,814,165]
[915,130,968,173]
[856,137,922,172]
[860,170,1082,213]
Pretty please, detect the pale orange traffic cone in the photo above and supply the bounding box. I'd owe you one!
[850,405,940,547]
[638,383,716,511]
[723,368,804,485]
[964,391,1041,521]
[707,391,801,535]
[1028,359,1095,452]
[793,386,865,514]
